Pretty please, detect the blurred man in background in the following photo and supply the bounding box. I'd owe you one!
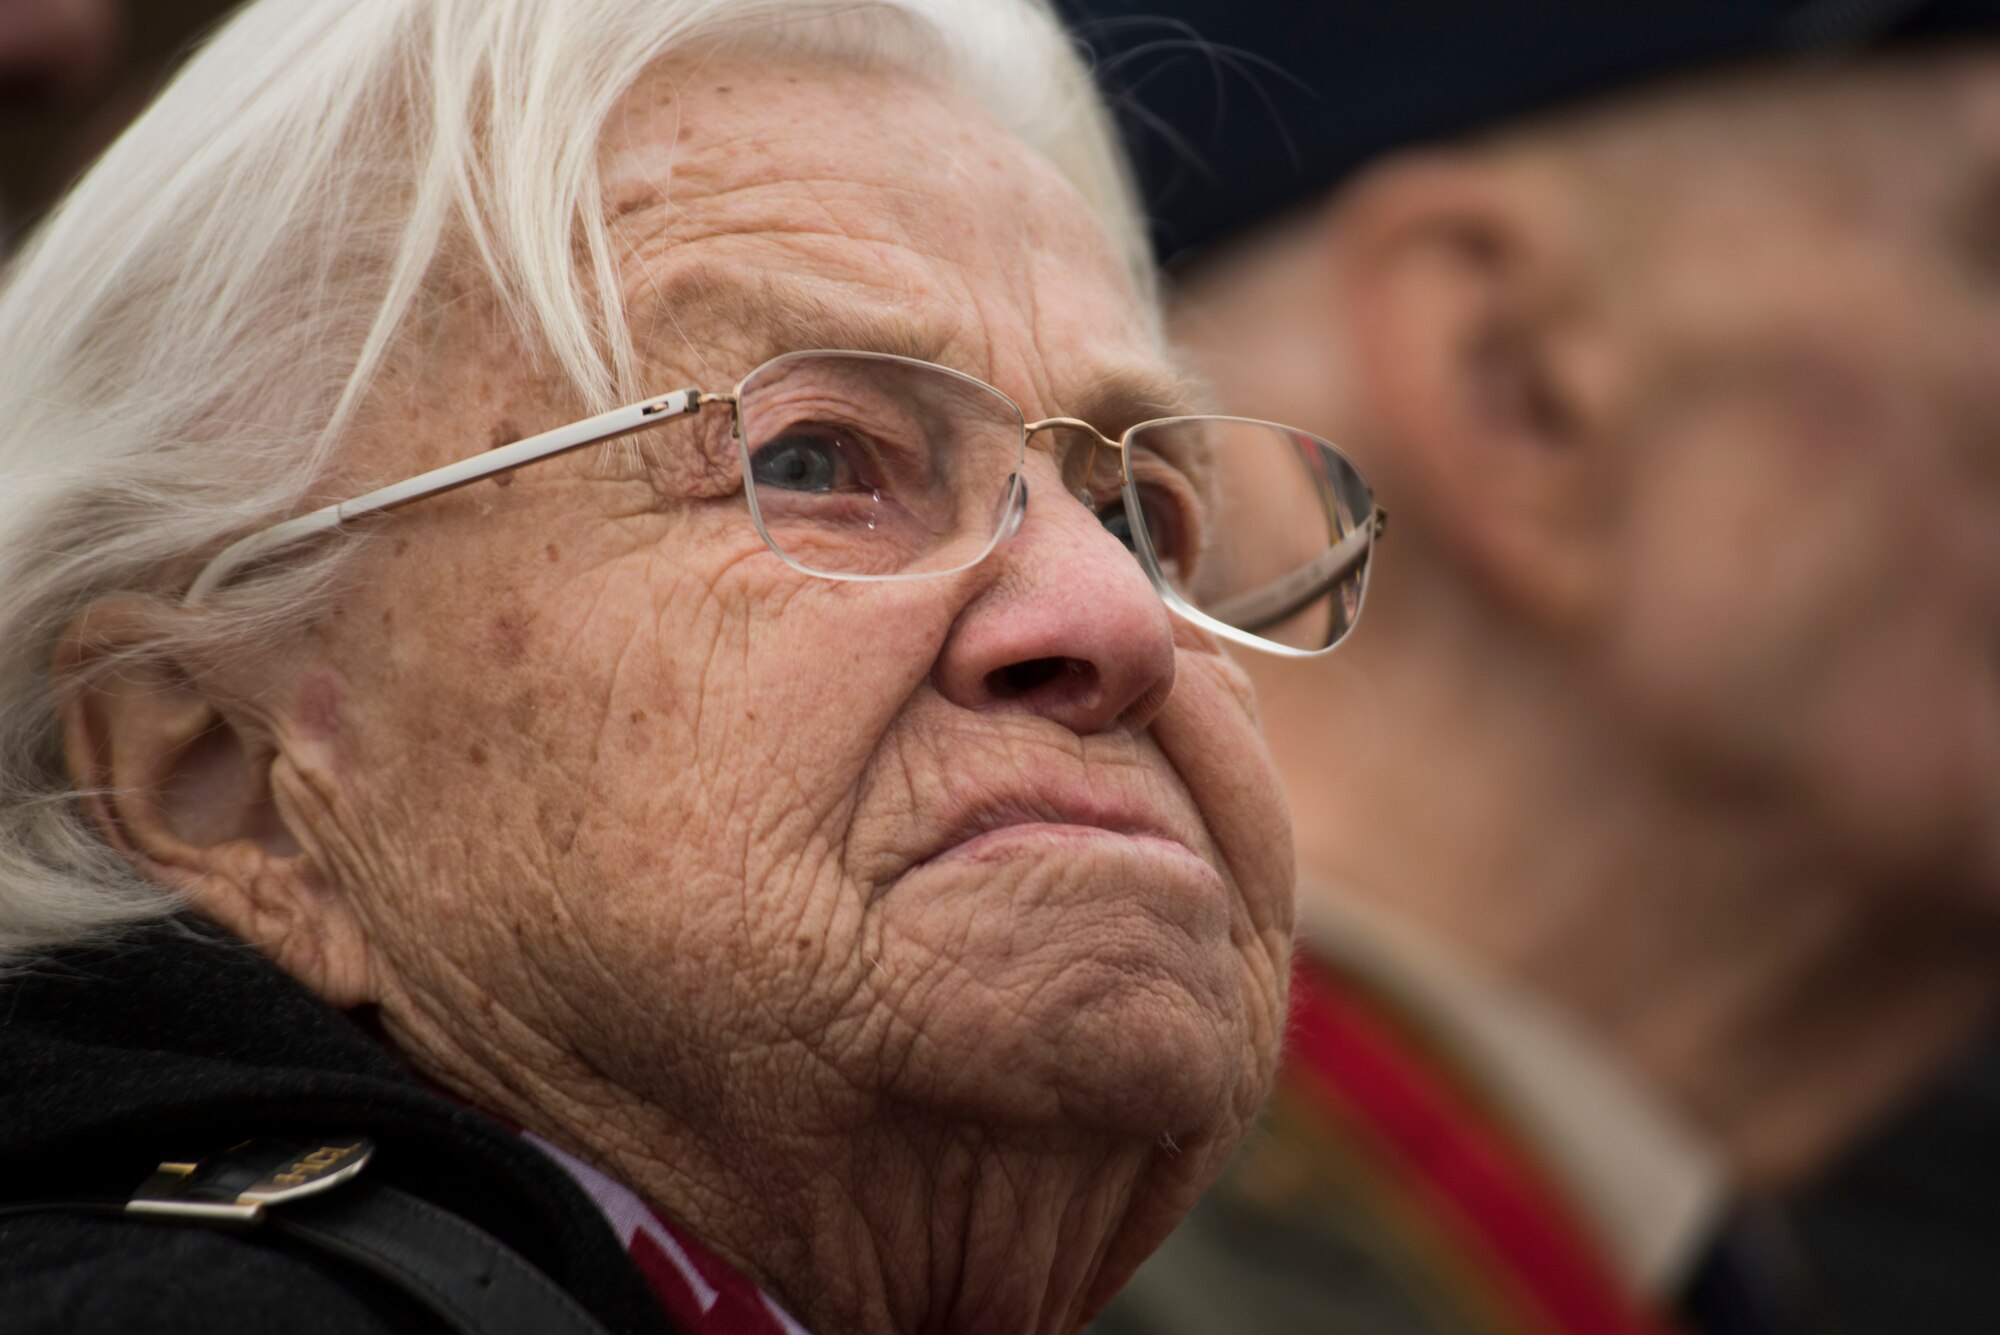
[1064,3,2000,1333]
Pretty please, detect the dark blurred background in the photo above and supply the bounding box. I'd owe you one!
[0,0,235,248]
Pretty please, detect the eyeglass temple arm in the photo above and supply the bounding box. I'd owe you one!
[1202,511,1386,634]
[182,389,707,605]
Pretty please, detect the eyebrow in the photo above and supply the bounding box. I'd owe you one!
[629,263,1204,426]
[1056,368,1207,436]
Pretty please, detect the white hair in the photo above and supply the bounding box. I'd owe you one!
[0,0,1149,963]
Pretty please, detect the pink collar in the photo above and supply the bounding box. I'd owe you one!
[526,1133,813,1335]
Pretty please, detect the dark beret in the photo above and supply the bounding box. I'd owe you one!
[1056,0,2000,266]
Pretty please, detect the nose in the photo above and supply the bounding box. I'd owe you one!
[933,468,1178,736]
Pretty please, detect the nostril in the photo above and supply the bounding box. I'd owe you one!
[989,655,1090,700]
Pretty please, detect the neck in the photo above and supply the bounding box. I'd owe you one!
[753,1121,1177,1335]
[643,1120,1176,1335]
[1255,558,2000,1194]
[393,1000,1203,1335]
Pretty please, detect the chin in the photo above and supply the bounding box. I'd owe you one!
[1035,963,1260,1135]
[914,944,1260,1139]
[874,842,1271,1139]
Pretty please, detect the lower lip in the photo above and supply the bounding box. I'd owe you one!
[925,823,1210,871]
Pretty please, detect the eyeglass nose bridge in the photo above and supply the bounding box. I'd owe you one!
[1023,416,1123,451]
[1023,416,1125,508]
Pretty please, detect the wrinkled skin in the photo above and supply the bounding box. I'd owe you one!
[210,59,1290,1335]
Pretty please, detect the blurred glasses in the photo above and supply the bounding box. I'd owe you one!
[186,350,1382,657]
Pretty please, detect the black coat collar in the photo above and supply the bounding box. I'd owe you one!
[0,915,673,1335]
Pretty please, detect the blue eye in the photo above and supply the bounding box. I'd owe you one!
[750,433,847,492]
[1095,485,1189,568]
[1097,501,1137,552]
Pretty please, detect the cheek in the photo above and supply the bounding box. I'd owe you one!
[549,556,950,978]
[1150,646,1295,1075]
[314,512,949,1031]
[1603,367,2000,861]
[1160,649,1294,944]
[1793,486,2000,870]
[1609,340,1904,721]
[1154,646,1296,1106]
[1612,424,1868,732]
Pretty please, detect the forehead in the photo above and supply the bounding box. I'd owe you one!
[596,53,1180,416]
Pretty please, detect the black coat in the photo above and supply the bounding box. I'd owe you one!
[0,915,678,1335]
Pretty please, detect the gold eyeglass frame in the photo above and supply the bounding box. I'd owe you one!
[183,350,1383,658]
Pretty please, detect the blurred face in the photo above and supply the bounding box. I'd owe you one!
[273,54,1291,1190]
[1592,48,2000,890]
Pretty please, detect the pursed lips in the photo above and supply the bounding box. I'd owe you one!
[913,791,1207,870]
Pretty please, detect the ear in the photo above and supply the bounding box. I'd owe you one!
[1329,152,1619,631]
[54,598,377,1008]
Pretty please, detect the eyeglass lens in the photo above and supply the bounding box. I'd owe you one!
[733,351,1374,654]
[1125,418,1373,653]
[737,352,1021,580]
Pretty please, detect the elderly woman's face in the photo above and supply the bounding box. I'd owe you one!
[267,58,1292,1169]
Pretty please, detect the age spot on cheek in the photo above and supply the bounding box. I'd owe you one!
[627,707,653,754]
[490,610,532,667]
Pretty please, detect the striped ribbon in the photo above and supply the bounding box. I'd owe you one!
[1280,951,1682,1335]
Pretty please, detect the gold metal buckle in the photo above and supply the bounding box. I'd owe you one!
[126,1137,375,1225]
